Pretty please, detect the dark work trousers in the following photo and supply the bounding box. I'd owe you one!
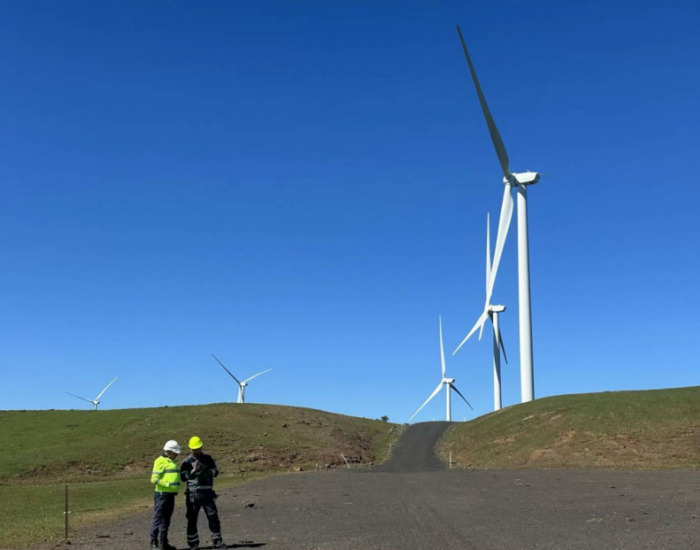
[185,490,223,548]
[150,492,176,544]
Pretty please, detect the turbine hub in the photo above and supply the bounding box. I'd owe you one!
[241,382,248,387]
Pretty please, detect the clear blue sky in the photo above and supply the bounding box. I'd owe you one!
[1,0,699,422]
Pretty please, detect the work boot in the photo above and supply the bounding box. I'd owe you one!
[160,543,177,550]
[212,541,227,549]
[150,544,159,550]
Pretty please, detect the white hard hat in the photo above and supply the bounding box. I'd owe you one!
[163,440,181,454]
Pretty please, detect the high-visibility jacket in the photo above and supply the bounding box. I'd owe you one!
[151,454,181,494]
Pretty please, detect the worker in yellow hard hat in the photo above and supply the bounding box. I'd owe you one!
[180,436,225,549]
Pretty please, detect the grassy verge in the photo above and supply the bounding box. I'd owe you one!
[0,474,267,549]
[439,386,700,470]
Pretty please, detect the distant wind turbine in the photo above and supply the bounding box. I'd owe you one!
[409,317,473,422]
[65,377,118,410]
[453,214,509,411]
[211,354,272,404]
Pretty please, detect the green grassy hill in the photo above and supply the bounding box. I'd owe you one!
[0,403,397,548]
[439,386,700,470]
[2,403,396,484]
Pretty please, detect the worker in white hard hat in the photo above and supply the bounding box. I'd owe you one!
[149,440,181,550]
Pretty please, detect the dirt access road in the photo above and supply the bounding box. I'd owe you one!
[52,422,700,549]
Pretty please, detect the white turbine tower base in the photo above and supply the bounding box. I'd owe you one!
[456,25,538,403]
[517,184,535,402]
[212,354,272,404]
[409,316,473,423]
[65,377,118,411]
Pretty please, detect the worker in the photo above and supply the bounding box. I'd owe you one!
[180,436,225,549]
[150,440,182,550]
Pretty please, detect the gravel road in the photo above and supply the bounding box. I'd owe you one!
[50,422,700,550]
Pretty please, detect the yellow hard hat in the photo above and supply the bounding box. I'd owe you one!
[189,436,203,450]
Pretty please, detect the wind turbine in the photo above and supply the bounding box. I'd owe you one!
[409,316,473,422]
[453,214,509,411]
[456,25,539,403]
[211,354,272,404]
[65,377,118,410]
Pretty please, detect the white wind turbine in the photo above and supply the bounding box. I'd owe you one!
[65,377,118,411]
[409,316,473,422]
[453,214,509,411]
[211,354,272,404]
[456,26,539,403]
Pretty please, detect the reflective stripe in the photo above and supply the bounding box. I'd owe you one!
[169,482,181,486]
[152,471,161,475]
[162,468,179,473]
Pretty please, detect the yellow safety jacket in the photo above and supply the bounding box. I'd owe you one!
[151,454,181,494]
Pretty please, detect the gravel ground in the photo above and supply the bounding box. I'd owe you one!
[45,423,700,550]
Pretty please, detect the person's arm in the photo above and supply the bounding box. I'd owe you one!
[151,458,165,486]
[180,459,193,482]
[209,456,219,478]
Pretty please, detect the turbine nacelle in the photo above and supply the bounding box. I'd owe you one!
[489,305,506,313]
[504,171,540,187]
[443,378,455,385]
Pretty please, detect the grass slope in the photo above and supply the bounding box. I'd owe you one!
[0,403,397,548]
[439,386,700,470]
[3,403,395,484]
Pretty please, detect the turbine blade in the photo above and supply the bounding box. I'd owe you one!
[65,392,94,404]
[408,381,445,422]
[456,25,510,179]
[453,310,489,355]
[486,213,491,299]
[94,377,118,401]
[478,319,485,341]
[439,315,446,378]
[242,369,272,384]
[487,185,514,303]
[211,354,242,386]
[497,322,508,365]
[451,384,474,410]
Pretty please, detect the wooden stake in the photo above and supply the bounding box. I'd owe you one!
[64,485,69,541]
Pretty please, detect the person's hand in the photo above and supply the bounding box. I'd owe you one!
[192,460,201,472]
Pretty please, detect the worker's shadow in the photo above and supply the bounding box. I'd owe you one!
[190,544,266,549]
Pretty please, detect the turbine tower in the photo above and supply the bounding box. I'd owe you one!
[65,377,118,410]
[409,316,473,422]
[453,214,509,411]
[211,354,272,404]
[456,25,538,403]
